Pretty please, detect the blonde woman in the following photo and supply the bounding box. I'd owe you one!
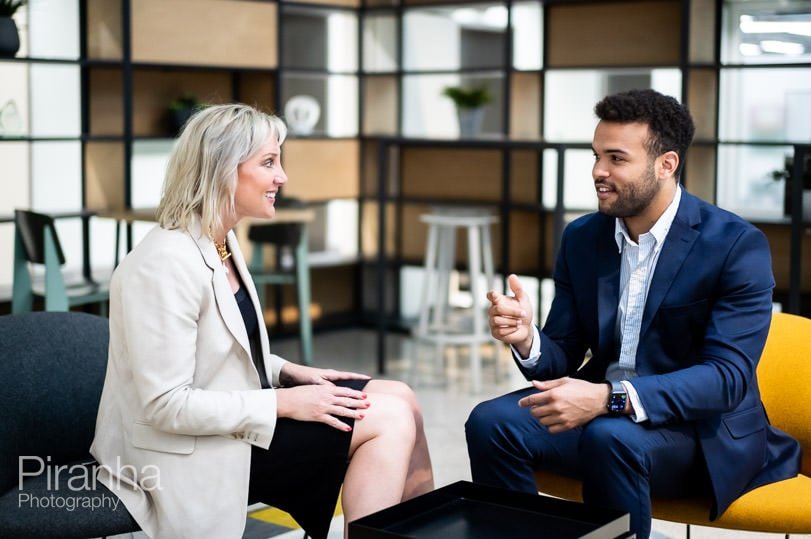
[91,103,433,539]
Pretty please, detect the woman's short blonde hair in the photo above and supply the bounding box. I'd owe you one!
[156,103,287,237]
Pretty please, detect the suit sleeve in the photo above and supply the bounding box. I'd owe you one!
[631,225,774,425]
[117,244,279,444]
[519,225,590,380]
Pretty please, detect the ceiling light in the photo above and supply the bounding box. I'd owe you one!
[759,39,805,55]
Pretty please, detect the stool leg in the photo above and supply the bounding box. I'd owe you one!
[480,222,499,380]
[296,224,313,366]
[417,223,439,338]
[467,225,483,393]
[435,225,455,332]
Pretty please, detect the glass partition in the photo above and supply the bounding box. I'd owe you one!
[542,148,598,212]
[363,13,398,73]
[722,0,811,65]
[403,3,507,71]
[719,68,811,143]
[282,6,358,72]
[511,1,542,70]
[717,144,793,221]
[30,64,81,137]
[0,63,29,138]
[544,68,682,142]
[28,0,80,59]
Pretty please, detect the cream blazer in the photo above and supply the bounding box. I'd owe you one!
[90,218,288,539]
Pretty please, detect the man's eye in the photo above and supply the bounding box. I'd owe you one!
[611,155,624,162]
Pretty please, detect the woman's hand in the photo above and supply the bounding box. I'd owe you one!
[279,362,370,387]
[275,383,370,432]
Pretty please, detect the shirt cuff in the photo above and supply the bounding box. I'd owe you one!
[621,380,648,423]
[512,326,542,368]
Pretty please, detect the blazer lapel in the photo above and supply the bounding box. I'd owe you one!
[640,191,701,337]
[192,222,252,360]
[597,225,621,361]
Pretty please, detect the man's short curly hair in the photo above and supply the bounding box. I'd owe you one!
[595,89,695,180]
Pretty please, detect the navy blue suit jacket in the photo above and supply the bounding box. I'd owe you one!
[520,190,800,518]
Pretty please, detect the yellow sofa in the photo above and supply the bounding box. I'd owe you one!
[534,312,811,535]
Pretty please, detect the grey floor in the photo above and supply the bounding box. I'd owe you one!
[113,328,807,539]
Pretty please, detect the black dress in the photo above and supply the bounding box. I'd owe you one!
[234,286,368,539]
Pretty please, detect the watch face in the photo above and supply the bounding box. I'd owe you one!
[608,392,627,414]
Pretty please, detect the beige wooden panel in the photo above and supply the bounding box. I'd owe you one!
[132,0,277,68]
[132,70,232,136]
[363,76,398,136]
[311,265,356,315]
[689,0,716,63]
[361,201,397,259]
[510,72,541,140]
[688,68,717,141]
[509,210,543,275]
[238,72,277,115]
[85,142,125,211]
[286,0,360,7]
[89,68,123,135]
[261,264,355,326]
[401,148,502,201]
[547,1,681,67]
[511,150,539,204]
[282,139,360,201]
[86,0,122,60]
[684,145,715,203]
[756,223,811,292]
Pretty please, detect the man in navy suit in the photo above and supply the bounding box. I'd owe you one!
[465,89,800,538]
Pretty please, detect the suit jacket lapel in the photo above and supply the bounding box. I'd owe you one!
[640,191,701,337]
[192,221,252,360]
[597,224,621,361]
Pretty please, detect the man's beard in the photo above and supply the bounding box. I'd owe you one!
[597,161,659,218]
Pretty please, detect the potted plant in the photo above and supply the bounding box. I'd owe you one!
[0,0,25,58]
[167,94,203,135]
[442,85,492,138]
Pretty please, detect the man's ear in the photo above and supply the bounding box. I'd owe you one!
[658,150,680,181]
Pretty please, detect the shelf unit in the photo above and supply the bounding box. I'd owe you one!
[2,0,809,347]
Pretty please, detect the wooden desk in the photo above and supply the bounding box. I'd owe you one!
[95,207,316,268]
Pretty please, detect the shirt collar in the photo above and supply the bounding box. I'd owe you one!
[614,185,682,253]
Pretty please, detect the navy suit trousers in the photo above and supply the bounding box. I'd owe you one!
[465,387,711,538]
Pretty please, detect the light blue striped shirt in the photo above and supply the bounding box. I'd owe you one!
[517,186,683,422]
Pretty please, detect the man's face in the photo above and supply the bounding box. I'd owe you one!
[591,121,660,218]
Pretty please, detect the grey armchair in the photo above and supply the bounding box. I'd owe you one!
[0,312,139,538]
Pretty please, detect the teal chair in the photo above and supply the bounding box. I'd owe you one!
[12,209,109,315]
[248,218,313,366]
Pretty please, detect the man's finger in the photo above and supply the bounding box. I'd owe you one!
[508,274,524,300]
[532,378,568,391]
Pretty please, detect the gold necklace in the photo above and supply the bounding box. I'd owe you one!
[213,238,231,262]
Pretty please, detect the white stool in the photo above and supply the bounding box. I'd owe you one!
[414,207,498,392]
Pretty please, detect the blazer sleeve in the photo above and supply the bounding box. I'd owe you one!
[631,225,775,425]
[117,241,279,443]
[521,224,591,380]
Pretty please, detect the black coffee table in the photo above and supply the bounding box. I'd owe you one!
[348,481,631,539]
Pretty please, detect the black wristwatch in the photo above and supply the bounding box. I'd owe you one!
[605,380,627,416]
